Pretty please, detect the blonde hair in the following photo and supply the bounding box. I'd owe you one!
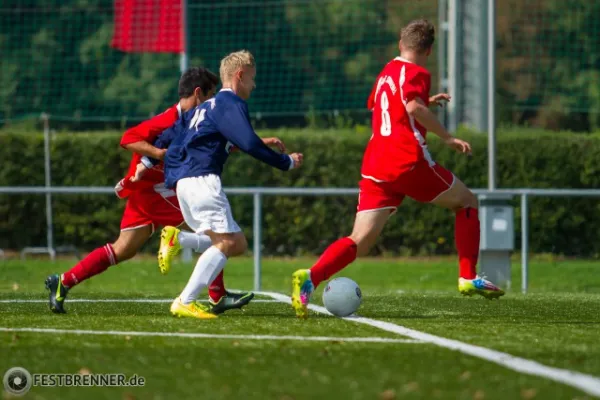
[219,50,256,83]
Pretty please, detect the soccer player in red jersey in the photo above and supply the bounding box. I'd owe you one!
[45,67,252,314]
[291,19,504,318]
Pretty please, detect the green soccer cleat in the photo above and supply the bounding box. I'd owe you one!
[459,276,505,299]
[291,269,314,319]
[158,226,182,275]
[208,291,255,315]
[45,274,69,314]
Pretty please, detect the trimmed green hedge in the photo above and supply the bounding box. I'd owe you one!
[1,129,600,257]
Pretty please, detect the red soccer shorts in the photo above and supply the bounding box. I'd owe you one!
[120,187,184,232]
[357,160,455,213]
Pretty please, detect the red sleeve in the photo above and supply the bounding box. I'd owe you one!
[120,105,179,148]
[401,70,430,104]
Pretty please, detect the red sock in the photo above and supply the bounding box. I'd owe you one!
[455,208,479,279]
[208,271,226,302]
[61,244,117,288]
[310,237,357,288]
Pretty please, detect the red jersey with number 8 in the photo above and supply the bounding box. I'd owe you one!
[362,57,432,182]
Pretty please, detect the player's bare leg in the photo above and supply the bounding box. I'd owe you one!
[430,177,477,210]
[171,231,254,318]
[349,209,393,257]
[46,226,152,313]
[112,226,154,262]
[292,209,391,318]
[431,177,504,299]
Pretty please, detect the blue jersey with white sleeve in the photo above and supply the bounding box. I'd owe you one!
[154,89,293,188]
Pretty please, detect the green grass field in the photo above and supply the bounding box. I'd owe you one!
[1,256,600,399]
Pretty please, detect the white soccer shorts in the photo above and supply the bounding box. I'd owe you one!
[176,174,241,234]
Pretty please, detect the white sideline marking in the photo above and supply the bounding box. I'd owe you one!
[259,291,600,398]
[0,327,420,344]
[0,299,276,304]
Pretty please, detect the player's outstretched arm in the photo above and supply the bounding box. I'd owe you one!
[138,120,186,170]
[123,141,167,160]
[133,126,179,181]
[120,106,180,158]
[130,162,149,182]
[262,137,286,153]
[406,98,471,154]
[429,93,451,108]
[229,137,286,154]
[218,102,299,171]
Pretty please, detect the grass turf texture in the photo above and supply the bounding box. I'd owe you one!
[1,257,599,399]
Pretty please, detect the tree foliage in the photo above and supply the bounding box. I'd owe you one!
[1,0,598,130]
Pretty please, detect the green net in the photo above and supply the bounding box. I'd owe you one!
[0,0,437,124]
[0,0,182,123]
[188,0,438,118]
[4,0,600,129]
[496,0,600,130]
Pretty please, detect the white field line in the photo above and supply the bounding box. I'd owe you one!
[0,327,420,344]
[0,299,276,303]
[258,291,600,398]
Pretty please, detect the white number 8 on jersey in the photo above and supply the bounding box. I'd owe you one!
[380,91,391,136]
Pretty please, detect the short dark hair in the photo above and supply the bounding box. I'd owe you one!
[400,19,435,54]
[178,67,219,98]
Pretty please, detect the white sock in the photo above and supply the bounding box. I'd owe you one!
[178,231,212,253]
[179,246,227,304]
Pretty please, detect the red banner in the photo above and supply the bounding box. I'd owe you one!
[111,0,183,53]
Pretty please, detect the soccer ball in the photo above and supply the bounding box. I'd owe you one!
[322,277,362,317]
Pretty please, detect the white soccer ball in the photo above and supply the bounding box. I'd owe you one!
[322,277,362,317]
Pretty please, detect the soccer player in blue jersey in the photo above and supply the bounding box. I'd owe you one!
[144,50,303,319]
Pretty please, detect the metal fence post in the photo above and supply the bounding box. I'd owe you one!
[488,0,496,190]
[253,192,262,292]
[447,0,461,132]
[43,114,56,261]
[521,193,529,294]
[21,115,57,260]
[179,0,189,75]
